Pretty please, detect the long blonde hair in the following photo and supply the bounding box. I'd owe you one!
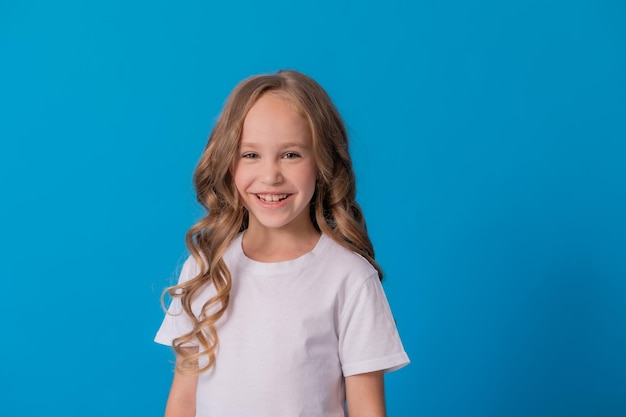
[166,69,382,374]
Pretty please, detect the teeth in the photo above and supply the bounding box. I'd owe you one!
[257,194,288,202]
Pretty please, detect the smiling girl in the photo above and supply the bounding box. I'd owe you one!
[155,70,409,417]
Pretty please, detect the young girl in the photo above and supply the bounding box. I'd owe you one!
[155,69,409,417]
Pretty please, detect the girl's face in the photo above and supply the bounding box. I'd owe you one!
[234,93,317,235]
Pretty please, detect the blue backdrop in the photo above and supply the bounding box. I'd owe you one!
[1,1,624,416]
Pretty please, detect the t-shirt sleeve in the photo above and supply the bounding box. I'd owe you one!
[338,274,410,377]
[154,256,199,347]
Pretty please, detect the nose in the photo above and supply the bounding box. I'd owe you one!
[261,159,283,185]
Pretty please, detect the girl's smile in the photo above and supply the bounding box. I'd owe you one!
[256,193,290,203]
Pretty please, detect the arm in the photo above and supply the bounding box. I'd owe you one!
[164,347,199,417]
[345,370,386,417]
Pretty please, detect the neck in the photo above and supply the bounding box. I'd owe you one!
[242,225,321,262]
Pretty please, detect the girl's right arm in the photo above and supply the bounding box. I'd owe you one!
[164,347,198,417]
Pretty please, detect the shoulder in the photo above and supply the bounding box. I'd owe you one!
[314,234,381,304]
[178,234,242,283]
[319,234,379,279]
[176,255,202,285]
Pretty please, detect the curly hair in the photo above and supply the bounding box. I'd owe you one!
[165,69,382,375]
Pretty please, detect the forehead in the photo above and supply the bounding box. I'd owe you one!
[240,93,312,145]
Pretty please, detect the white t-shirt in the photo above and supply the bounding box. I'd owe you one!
[155,232,409,417]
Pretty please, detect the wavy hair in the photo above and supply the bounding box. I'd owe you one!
[165,69,382,375]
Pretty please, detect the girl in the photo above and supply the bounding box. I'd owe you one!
[155,70,409,417]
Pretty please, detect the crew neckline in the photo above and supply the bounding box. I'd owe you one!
[235,232,331,276]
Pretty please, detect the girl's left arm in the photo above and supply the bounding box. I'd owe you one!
[345,370,386,417]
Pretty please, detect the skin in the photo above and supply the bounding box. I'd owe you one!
[346,371,386,417]
[234,92,320,262]
[164,347,198,417]
[164,93,386,416]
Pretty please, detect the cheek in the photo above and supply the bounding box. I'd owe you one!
[233,167,248,195]
[304,164,318,196]
[234,177,251,209]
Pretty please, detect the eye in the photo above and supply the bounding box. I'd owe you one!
[242,152,259,159]
[282,152,301,159]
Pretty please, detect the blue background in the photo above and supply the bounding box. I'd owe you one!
[1,0,625,416]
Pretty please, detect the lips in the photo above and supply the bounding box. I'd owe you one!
[256,193,289,202]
